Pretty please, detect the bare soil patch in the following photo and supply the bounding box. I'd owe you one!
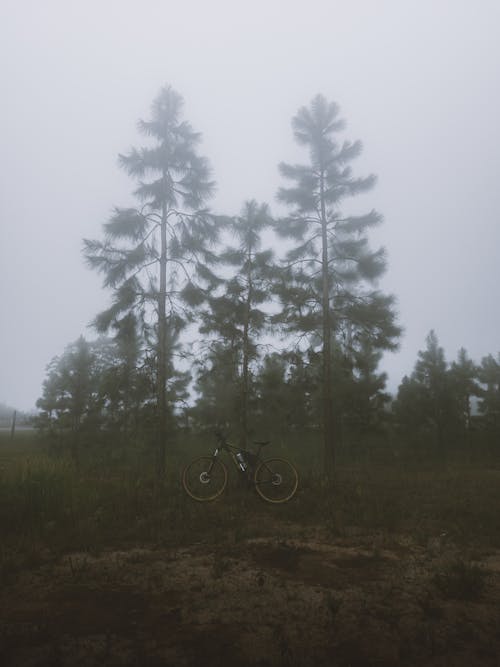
[1,526,499,667]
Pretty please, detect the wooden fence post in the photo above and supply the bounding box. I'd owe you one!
[10,410,17,440]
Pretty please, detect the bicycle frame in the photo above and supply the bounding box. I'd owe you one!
[210,434,263,476]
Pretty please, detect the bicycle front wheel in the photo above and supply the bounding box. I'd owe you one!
[182,457,228,502]
[254,458,298,503]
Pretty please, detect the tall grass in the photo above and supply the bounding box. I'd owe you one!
[1,429,500,584]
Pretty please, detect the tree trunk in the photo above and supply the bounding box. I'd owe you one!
[71,417,81,471]
[241,246,253,449]
[434,402,446,469]
[241,317,250,450]
[465,393,473,463]
[157,194,168,478]
[10,410,16,440]
[320,173,335,482]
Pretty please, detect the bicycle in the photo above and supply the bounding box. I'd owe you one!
[182,431,299,504]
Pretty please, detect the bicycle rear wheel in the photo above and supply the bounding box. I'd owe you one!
[254,458,298,503]
[182,457,228,501]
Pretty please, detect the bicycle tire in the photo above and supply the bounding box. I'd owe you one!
[182,457,228,502]
[254,458,298,503]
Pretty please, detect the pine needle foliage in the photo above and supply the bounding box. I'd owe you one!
[196,200,275,444]
[276,94,400,480]
[83,85,217,476]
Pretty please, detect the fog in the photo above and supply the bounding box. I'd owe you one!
[1,0,500,411]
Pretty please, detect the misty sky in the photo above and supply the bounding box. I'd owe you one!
[1,0,500,411]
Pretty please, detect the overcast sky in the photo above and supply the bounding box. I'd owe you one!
[1,0,499,411]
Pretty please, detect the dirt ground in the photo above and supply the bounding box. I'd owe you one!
[1,524,499,667]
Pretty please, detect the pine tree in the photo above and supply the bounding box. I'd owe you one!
[198,200,274,445]
[253,353,291,435]
[36,336,101,466]
[83,86,217,475]
[191,342,241,430]
[276,94,399,479]
[343,335,391,435]
[97,314,150,439]
[477,353,500,434]
[393,374,428,443]
[449,347,480,436]
[395,330,455,456]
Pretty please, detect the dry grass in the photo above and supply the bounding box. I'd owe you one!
[1,430,500,584]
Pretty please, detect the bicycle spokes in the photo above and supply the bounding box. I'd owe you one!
[182,457,228,501]
[254,458,298,503]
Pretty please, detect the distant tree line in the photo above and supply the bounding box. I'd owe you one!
[393,330,500,459]
[35,85,498,476]
[35,327,500,463]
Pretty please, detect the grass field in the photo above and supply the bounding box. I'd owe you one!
[2,430,499,555]
[1,430,500,666]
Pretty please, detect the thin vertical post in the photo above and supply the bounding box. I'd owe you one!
[10,410,17,440]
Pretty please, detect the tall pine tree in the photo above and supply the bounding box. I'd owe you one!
[83,86,217,475]
[276,95,399,480]
[198,200,274,445]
